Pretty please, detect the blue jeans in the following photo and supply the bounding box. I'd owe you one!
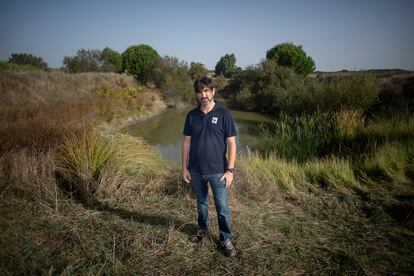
[190,172,232,241]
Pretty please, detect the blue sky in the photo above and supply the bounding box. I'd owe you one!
[1,0,413,71]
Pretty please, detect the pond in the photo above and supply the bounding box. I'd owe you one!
[125,104,273,162]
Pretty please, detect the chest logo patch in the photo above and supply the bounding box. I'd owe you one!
[212,117,218,124]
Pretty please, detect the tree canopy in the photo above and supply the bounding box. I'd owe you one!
[189,62,208,80]
[266,43,315,76]
[101,47,122,72]
[63,49,102,73]
[122,44,160,83]
[8,53,48,70]
[215,53,240,78]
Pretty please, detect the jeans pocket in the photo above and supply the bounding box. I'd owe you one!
[220,174,227,187]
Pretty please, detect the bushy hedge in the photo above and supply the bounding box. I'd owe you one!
[225,59,379,115]
[149,56,194,105]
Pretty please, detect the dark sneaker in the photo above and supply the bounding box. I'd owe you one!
[220,240,236,257]
[189,229,207,243]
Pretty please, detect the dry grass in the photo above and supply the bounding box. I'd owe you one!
[97,134,168,202]
[0,148,59,210]
[0,71,136,106]
[0,70,413,275]
[2,151,413,274]
[0,72,164,152]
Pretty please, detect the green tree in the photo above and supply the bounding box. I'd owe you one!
[189,62,208,80]
[8,53,48,70]
[122,44,160,83]
[63,49,102,73]
[266,43,315,76]
[215,53,240,78]
[101,47,122,72]
[150,56,194,103]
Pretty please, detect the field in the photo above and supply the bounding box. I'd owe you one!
[0,71,413,275]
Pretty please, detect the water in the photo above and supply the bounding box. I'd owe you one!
[125,105,273,162]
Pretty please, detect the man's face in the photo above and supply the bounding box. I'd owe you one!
[196,87,215,107]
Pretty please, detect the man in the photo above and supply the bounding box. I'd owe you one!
[182,76,237,257]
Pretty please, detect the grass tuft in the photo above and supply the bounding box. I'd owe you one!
[55,129,115,203]
[97,134,168,201]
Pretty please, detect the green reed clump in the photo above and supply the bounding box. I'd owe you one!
[257,110,414,201]
[258,110,378,162]
[55,129,115,202]
[259,112,339,162]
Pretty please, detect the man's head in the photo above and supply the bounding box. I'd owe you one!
[194,76,215,107]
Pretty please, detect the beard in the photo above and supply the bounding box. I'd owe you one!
[199,97,213,107]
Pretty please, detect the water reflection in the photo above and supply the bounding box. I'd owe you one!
[125,106,273,162]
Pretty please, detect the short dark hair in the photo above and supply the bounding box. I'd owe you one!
[194,76,214,93]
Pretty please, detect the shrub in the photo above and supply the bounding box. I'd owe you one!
[227,61,378,115]
[214,53,241,78]
[266,42,315,76]
[212,74,229,93]
[323,74,379,111]
[149,56,194,104]
[63,49,102,73]
[8,53,48,70]
[95,81,143,99]
[122,44,160,83]
[101,47,122,72]
[372,75,414,115]
[189,62,208,80]
[0,61,43,72]
[228,59,305,114]
[220,64,261,105]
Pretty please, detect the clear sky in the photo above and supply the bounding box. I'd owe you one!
[1,0,413,71]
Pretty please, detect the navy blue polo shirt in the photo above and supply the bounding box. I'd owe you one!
[183,101,237,174]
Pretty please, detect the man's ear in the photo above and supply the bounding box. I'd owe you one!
[212,88,216,96]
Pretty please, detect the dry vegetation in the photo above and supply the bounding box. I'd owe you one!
[0,71,413,275]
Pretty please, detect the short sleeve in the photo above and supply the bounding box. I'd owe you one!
[224,110,237,137]
[183,112,192,136]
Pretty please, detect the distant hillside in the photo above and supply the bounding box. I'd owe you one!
[311,68,413,80]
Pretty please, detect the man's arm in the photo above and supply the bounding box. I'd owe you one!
[220,136,237,188]
[182,135,191,183]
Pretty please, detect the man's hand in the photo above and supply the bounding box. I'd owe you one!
[182,168,191,184]
[220,171,234,188]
